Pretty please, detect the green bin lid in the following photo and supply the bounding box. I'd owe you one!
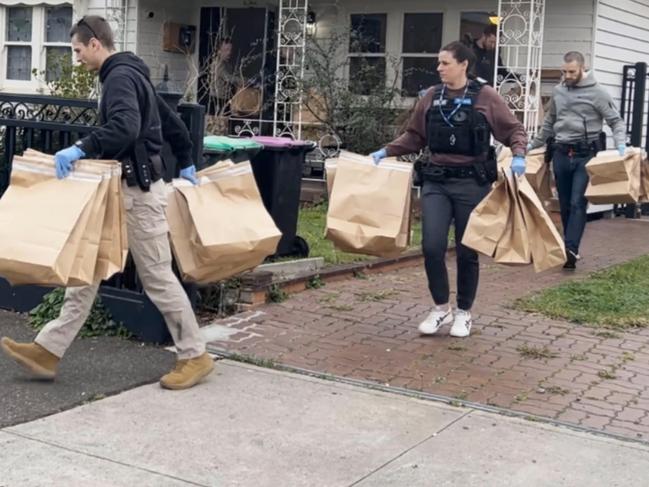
[203,135,264,152]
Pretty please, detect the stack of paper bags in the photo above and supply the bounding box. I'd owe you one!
[585,148,644,204]
[498,146,553,202]
[462,172,566,272]
[324,151,412,258]
[166,160,281,283]
[0,149,127,286]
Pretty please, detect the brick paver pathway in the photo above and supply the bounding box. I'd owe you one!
[204,218,649,441]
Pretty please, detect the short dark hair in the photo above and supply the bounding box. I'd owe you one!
[483,24,498,37]
[564,51,585,66]
[70,15,114,50]
[440,41,476,73]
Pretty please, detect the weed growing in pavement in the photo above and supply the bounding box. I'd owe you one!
[570,353,587,361]
[357,290,399,302]
[542,385,570,396]
[598,369,617,380]
[514,392,529,403]
[447,344,467,352]
[267,284,288,303]
[622,352,636,362]
[523,415,542,423]
[306,275,325,289]
[516,344,558,360]
[227,352,279,369]
[353,270,368,280]
[594,331,621,339]
[327,304,354,312]
[318,292,340,304]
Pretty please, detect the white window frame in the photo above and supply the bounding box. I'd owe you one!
[399,11,444,98]
[346,12,388,95]
[0,3,73,93]
[42,5,74,84]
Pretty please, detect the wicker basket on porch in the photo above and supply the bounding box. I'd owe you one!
[230,87,262,117]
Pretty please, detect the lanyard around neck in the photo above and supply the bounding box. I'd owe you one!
[438,83,470,127]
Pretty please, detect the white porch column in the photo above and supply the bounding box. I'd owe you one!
[103,0,128,52]
[273,0,308,139]
[495,0,546,137]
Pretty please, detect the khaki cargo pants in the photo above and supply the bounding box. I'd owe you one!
[35,179,205,360]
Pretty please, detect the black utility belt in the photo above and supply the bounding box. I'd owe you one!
[121,153,163,191]
[415,159,497,186]
[554,140,602,155]
[419,163,477,179]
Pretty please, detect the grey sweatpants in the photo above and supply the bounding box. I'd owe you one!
[35,179,205,360]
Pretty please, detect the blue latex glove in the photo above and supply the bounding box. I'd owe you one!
[370,148,387,165]
[54,145,85,179]
[618,144,626,156]
[526,143,533,152]
[180,165,198,185]
[511,155,526,176]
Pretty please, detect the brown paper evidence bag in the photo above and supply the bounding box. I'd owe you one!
[324,151,413,258]
[0,149,127,287]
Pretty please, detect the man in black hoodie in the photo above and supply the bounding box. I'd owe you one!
[0,16,213,390]
[469,24,508,86]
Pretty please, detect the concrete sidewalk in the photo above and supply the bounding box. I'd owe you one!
[1,359,648,486]
[202,218,649,439]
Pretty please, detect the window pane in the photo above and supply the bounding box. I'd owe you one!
[350,14,386,53]
[402,57,440,97]
[402,13,443,54]
[46,6,73,43]
[7,7,33,42]
[7,46,32,80]
[349,57,386,95]
[46,47,71,82]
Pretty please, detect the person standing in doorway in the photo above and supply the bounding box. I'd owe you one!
[370,42,528,338]
[0,16,214,390]
[469,24,508,86]
[528,51,626,270]
[210,37,238,115]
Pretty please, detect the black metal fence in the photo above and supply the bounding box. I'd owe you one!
[0,94,99,195]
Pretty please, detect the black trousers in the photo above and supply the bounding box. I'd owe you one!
[420,177,490,310]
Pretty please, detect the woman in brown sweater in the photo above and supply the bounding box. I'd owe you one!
[370,41,528,338]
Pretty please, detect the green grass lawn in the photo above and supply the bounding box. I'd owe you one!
[515,255,649,329]
[297,203,422,265]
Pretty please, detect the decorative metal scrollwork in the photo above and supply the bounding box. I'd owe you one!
[273,0,308,139]
[0,96,99,128]
[495,0,546,137]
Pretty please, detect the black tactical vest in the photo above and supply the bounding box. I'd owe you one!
[425,80,491,158]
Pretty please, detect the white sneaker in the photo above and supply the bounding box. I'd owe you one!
[450,309,472,338]
[418,306,453,335]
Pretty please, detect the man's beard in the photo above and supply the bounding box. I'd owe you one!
[566,72,583,86]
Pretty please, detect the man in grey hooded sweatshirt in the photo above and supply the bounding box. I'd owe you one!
[529,51,626,270]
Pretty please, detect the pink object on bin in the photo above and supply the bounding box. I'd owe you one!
[251,136,314,149]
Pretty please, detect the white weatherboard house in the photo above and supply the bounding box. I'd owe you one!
[0,0,647,141]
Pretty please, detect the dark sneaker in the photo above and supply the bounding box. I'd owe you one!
[563,250,579,270]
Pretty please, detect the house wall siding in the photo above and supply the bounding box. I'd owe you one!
[311,0,596,70]
[593,0,649,144]
[83,0,137,53]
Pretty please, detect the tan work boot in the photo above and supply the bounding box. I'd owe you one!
[160,352,214,390]
[0,337,59,379]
